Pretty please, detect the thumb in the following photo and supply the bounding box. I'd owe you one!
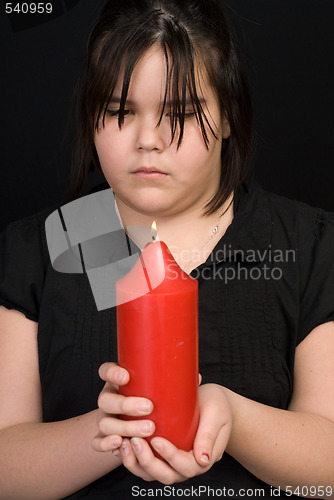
[193,426,216,467]
[193,387,232,467]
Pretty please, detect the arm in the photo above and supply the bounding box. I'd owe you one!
[225,321,334,492]
[0,306,154,500]
[109,322,334,493]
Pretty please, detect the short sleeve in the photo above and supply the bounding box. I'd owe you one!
[298,211,334,344]
[0,215,49,322]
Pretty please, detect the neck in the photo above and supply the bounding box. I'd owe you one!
[115,194,234,273]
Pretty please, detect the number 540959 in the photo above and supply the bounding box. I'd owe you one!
[5,3,53,14]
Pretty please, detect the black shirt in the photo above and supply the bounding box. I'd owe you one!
[1,181,334,499]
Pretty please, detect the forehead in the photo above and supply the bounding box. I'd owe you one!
[116,46,167,98]
[114,45,215,103]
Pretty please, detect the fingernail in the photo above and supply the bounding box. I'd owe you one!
[135,400,153,413]
[131,437,142,452]
[151,439,163,452]
[117,369,128,384]
[201,452,210,464]
[139,421,154,435]
[111,438,121,448]
[121,442,129,456]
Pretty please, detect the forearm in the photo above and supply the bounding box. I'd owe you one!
[224,388,334,491]
[0,410,121,500]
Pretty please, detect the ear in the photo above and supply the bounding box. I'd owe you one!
[221,114,230,139]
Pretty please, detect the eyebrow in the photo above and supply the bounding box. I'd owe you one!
[108,96,207,106]
[109,97,136,105]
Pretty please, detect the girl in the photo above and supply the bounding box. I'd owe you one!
[1,1,334,498]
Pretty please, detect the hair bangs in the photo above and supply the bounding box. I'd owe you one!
[155,16,218,149]
[90,34,154,131]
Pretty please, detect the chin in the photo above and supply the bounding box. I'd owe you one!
[127,194,173,216]
[135,203,171,217]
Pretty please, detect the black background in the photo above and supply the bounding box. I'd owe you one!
[1,0,334,233]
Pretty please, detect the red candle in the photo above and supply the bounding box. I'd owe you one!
[116,238,199,452]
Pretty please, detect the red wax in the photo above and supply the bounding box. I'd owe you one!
[116,241,199,452]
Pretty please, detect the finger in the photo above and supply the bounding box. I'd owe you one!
[92,433,122,452]
[131,437,187,484]
[98,416,155,439]
[150,437,207,479]
[198,373,202,385]
[120,438,155,482]
[193,430,216,466]
[98,362,129,386]
[193,400,231,467]
[98,391,153,416]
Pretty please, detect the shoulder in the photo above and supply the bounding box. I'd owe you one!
[0,205,59,321]
[227,180,334,346]
[248,181,334,249]
[1,205,59,255]
[2,205,57,233]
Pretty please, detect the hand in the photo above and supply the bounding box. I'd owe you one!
[115,383,232,484]
[92,362,155,452]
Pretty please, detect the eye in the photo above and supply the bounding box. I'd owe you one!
[184,112,196,119]
[106,109,133,117]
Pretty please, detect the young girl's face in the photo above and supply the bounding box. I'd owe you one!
[94,46,230,219]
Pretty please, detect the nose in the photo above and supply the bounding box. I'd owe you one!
[136,116,167,153]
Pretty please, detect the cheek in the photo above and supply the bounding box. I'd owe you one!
[94,131,109,161]
[174,129,217,166]
[179,137,222,184]
[94,130,124,169]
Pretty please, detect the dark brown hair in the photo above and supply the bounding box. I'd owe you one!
[70,0,253,214]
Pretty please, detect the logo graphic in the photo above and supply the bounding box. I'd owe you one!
[45,189,164,310]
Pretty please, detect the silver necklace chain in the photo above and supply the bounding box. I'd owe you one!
[197,197,233,252]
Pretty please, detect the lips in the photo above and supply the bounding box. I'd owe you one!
[132,167,168,178]
[133,167,167,174]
